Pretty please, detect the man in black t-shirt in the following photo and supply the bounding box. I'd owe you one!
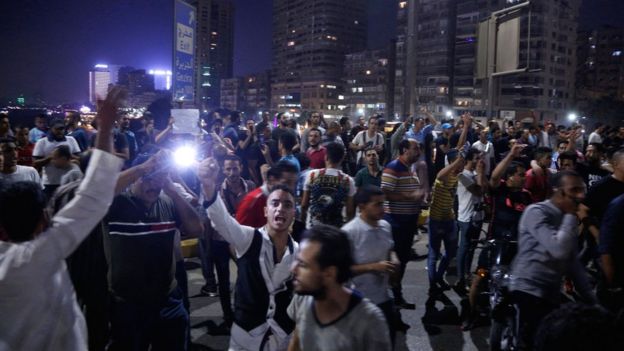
[576,142,610,187]
[579,149,624,266]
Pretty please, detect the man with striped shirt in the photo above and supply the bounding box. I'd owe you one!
[104,153,204,350]
[427,114,472,295]
[381,139,425,310]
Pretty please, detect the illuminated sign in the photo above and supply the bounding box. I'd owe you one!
[173,0,195,102]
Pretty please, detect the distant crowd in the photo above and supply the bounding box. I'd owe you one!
[2,89,624,351]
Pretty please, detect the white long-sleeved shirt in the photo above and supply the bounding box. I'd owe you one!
[0,149,123,351]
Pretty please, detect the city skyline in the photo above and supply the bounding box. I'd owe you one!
[0,0,622,104]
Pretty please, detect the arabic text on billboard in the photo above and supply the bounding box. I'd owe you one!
[173,0,195,102]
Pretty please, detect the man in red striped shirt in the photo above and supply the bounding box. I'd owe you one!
[381,139,425,310]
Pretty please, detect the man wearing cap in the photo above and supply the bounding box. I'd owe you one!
[0,138,41,186]
[33,119,81,197]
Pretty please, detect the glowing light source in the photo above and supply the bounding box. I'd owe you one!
[567,113,578,122]
[173,146,198,168]
[79,106,91,114]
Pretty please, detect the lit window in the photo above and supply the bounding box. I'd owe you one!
[399,1,407,9]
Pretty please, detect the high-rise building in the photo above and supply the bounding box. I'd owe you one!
[344,49,390,117]
[220,71,272,115]
[397,0,581,122]
[148,70,173,91]
[194,0,235,110]
[242,71,272,115]
[127,70,155,95]
[577,26,624,102]
[220,77,243,111]
[271,0,367,118]
[88,64,111,104]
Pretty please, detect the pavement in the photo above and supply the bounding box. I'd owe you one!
[185,230,491,351]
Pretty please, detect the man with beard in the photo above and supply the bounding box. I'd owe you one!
[272,112,296,143]
[200,158,299,351]
[578,148,624,267]
[577,143,611,188]
[510,171,596,348]
[33,119,81,197]
[300,112,326,153]
[287,225,391,351]
[305,128,326,169]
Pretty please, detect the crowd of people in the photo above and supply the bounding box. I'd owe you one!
[2,87,624,351]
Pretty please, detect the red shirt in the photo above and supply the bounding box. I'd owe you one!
[235,186,268,228]
[306,146,326,169]
[17,143,35,167]
[524,168,550,203]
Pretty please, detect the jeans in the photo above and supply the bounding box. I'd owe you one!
[198,236,217,290]
[108,287,189,351]
[212,240,234,321]
[384,214,419,300]
[456,220,482,282]
[427,219,458,284]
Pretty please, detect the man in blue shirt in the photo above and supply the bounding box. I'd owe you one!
[405,112,436,145]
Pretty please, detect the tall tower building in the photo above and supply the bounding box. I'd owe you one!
[194,0,235,110]
[577,26,624,102]
[398,0,581,121]
[88,64,111,105]
[271,0,367,118]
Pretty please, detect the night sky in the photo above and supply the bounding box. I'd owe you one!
[0,0,621,104]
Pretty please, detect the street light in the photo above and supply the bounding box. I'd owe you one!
[567,113,578,122]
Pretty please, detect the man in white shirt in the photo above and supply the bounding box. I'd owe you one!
[472,129,495,176]
[0,87,125,351]
[588,122,605,145]
[0,139,41,186]
[342,185,401,341]
[33,119,81,197]
[350,116,385,168]
[455,149,487,293]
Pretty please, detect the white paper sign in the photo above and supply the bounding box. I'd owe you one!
[171,109,200,134]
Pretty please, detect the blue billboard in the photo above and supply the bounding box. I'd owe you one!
[173,0,195,103]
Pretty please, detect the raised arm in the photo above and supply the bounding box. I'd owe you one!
[455,114,472,149]
[199,158,255,256]
[34,86,126,264]
[490,144,524,189]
